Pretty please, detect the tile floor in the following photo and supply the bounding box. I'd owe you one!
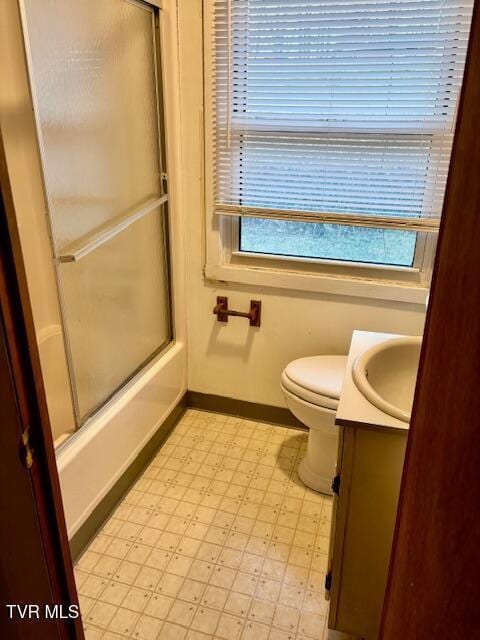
[75,409,344,640]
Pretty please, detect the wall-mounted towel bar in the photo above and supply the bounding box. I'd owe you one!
[213,296,261,327]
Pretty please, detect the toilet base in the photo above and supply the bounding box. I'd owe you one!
[298,457,333,495]
[281,384,339,496]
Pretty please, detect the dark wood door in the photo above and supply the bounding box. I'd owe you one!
[380,2,480,638]
[0,137,84,639]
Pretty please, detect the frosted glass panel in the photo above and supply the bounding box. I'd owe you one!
[24,0,161,250]
[22,0,172,425]
[59,208,170,421]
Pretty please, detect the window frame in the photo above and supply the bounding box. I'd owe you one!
[203,0,434,304]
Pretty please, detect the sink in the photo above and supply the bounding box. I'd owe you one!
[352,336,422,423]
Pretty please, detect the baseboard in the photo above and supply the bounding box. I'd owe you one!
[70,393,187,562]
[186,391,306,431]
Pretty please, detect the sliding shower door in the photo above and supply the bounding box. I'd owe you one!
[22,0,172,425]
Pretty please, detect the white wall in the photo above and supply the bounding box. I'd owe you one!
[178,1,427,409]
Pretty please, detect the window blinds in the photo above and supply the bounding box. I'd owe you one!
[210,0,474,232]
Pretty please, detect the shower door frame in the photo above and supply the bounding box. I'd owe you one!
[18,0,175,429]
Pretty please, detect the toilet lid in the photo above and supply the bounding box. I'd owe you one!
[283,355,347,400]
[281,371,340,409]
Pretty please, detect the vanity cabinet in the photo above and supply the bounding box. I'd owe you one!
[326,423,408,640]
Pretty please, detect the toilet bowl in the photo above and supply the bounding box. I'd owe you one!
[281,355,348,494]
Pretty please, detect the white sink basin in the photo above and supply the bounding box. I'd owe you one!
[352,336,422,423]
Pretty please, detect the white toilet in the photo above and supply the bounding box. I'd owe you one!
[281,355,348,494]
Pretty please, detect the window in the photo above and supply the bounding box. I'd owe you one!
[240,220,418,267]
[206,0,473,284]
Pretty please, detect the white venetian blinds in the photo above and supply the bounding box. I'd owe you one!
[210,0,474,231]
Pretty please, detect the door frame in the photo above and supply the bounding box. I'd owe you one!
[0,133,84,638]
[380,1,480,637]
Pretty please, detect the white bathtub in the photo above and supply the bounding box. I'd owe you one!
[56,340,187,538]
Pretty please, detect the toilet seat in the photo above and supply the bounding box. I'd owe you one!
[281,355,348,410]
[281,372,338,409]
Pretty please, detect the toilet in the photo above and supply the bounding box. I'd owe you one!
[281,355,348,494]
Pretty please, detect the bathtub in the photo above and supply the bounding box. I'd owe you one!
[55,340,186,538]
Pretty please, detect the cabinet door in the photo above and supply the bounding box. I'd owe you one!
[328,427,407,639]
[326,425,354,629]
[326,425,344,597]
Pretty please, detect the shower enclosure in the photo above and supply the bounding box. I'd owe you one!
[21,0,172,437]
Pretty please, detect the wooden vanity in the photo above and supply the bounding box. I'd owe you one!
[327,332,411,639]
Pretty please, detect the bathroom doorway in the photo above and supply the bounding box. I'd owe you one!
[2,0,187,560]
[0,0,479,639]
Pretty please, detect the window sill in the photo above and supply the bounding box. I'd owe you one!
[204,262,429,304]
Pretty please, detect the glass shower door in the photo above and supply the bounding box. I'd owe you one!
[22,0,172,424]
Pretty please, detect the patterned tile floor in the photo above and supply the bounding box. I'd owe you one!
[75,409,338,640]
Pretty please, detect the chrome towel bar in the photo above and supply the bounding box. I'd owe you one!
[57,194,168,263]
